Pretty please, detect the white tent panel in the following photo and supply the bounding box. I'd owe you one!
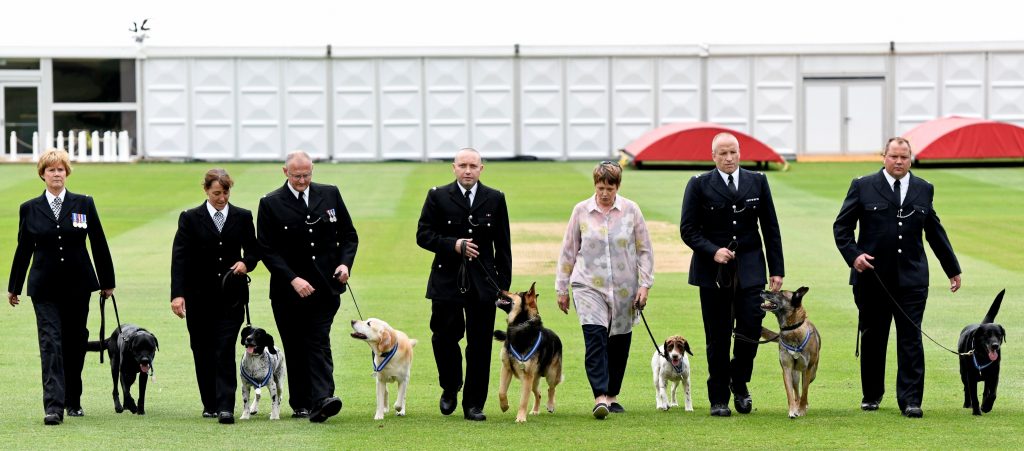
[942,53,984,118]
[426,59,468,159]
[566,58,609,158]
[895,55,938,134]
[658,58,701,124]
[333,59,377,160]
[238,59,281,159]
[754,57,797,156]
[471,59,514,158]
[521,59,563,158]
[802,56,886,75]
[707,57,750,132]
[284,60,328,158]
[191,59,234,159]
[612,58,654,152]
[847,84,884,153]
[804,84,841,154]
[989,53,1024,125]
[143,59,189,157]
[379,59,423,159]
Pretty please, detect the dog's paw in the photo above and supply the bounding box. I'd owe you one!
[973,409,983,416]
[396,409,406,417]
[657,404,669,411]
[115,406,125,413]
[136,409,145,415]
[499,400,509,412]
[546,404,555,414]
[270,414,280,420]
[669,401,679,407]
[515,414,527,423]
[374,412,385,420]
[241,412,251,420]
[685,404,693,412]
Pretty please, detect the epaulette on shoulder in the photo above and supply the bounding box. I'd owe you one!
[431,186,437,191]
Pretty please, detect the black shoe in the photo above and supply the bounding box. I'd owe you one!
[592,403,609,419]
[44,413,63,425]
[903,405,923,418]
[291,408,310,418]
[608,402,625,413]
[218,411,235,424]
[463,407,487,421]
[66,407,84,417]
[202,410,217,418]
[860,400,880,411]
[439,391,458,416]
[710,403,732,417]
[309,397,342,423]
[733,394,753,414]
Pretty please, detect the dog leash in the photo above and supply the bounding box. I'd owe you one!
[98,293,124,364]
[223,271,253,326]
[457,240,505,298]
[345,282,364,321]
[638,309,686,373]
[866,270,968,357]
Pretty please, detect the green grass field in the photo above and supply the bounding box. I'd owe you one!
[0,160,1022,449]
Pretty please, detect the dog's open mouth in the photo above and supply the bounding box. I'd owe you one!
[350,332,367,340]
[759,300,779,311]
[246,345,256,354]
[140,363,151,374]
[987,347,999,361]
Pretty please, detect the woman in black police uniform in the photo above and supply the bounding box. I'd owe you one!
[171,169,260,424]
[8,149,116,426]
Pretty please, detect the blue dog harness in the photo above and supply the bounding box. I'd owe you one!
[508,331,544,363]
[241,352,277,388]
[780,328,815,355]
[372,345,399,373]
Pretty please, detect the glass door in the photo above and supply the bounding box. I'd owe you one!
[1,84,39,156]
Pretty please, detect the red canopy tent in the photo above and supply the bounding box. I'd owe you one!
[625,122,786,167]
[903,116,1024,161]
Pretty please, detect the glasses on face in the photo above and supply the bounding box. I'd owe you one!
[600,160,620,167]
[288,172,312,180]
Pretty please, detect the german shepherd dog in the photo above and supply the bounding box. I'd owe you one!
[759,287,820,418]
[493,282,563,423]
[87,324,159,415]
[958,289,1006,415]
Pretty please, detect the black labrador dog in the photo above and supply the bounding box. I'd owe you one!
[88,324,159,415]
[957,290,1006,415]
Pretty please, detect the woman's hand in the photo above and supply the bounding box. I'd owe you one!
[171,297,186,318]
[633,286,649,310]
[557,293,570,314]
[8,292,19,307]
[230,261,248,275]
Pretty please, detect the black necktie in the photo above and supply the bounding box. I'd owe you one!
[892,179,902,206]
[464,189,472,209]
[297,191,307,210]
[727,174,737,194]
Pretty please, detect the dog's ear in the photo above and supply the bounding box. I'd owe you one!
[267,334,277,355]
[153,335,159,352]
[528,281,536,296]
[379,328,394,353]
[793,286,809,305]
[998,325,1006,344]
[683,341,694,356]
[662,339,671,353]
[240,326,253,346]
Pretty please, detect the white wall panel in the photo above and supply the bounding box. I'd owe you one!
[566,58,609,159]
[895,55,939,134]
[707,57,750,132]
[425,59,468,159]
[143,59,189,157]
[471,59,515,158]
[658,58,701,124]
[754,57,796,156]
[333,59,377,160]
[612,58,654,152]
[284,60,328,158]
[379,59,423,159]
[520,59,563,158]
[191,59,235,159]
[237,59,281,160]
[989,53,1024,125]
[804,84,841,154]
[942,54,985,118]
[802,56,886,75]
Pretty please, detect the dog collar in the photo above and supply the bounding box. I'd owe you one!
[780,328,814,354]
[780,320,804,332]
[971,338,997,374]
[373,345,398,373]
[509,331,543,362]
[240,353,276,388]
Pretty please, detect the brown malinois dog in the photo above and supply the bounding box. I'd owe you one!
[760,287,821,418]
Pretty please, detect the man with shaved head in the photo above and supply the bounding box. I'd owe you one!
[680,133,785,417]
[258,150,358,423]
[416,147,512,421]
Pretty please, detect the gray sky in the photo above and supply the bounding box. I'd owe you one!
[5,0,1023,48]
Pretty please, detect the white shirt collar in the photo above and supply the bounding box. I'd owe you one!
[881,169,909,188]
[44,189,66,205]
[206,201,229,218]
[287,183,309,205]
[717,169,738,187]
[587,194,621,213]
[458,183,478,205]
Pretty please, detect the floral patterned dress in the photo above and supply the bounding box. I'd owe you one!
[556,195,654,336]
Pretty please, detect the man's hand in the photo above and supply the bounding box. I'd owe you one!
[950,274,962,293]
[455,238,479,259]
[171,297,186,318]
[334,264,350,284]
[557,293,570,314]
[853,253,875,273]
[291,277,315,298]
[769,276,783,292]
[713,247,735,264]
[230,261,248,275]
[7,292,18,307]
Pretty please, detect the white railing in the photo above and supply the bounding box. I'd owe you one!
[7,130,132,162]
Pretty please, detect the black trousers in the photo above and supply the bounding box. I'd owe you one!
[31,292,90,415]
[185,300,243,413]
[855,280,928,410]
[699,285,765,404]
[271,292,340,411]
[430,288,496,411]
[582,325,632,399]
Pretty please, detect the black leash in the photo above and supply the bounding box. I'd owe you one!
[345,282,364,321]
[456,240,505,298]
[866,269,966,356]
[223,271,253,326]
[639,309,678,368]
[98,293,123,363]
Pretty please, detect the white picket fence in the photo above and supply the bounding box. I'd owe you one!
[7,130,132,162]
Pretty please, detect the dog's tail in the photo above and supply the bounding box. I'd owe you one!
[983,289,1005,324]
[760,327,780,342]
[493,330,507,342]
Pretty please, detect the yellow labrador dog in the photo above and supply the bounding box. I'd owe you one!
[350,318,417,420]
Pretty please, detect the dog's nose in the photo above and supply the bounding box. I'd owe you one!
[351,319,356,325]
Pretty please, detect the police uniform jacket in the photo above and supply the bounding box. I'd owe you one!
[170,202,260,305]
[416,181,512,299]
[8,190,115,297]
[680,168,784,289]
[834,169,960,287]
[257,182,358,299]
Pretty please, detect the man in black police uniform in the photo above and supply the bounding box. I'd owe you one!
[257,150,358,423]
[416,147,512,421]
[680,132,784,417]
[833,137,961,418]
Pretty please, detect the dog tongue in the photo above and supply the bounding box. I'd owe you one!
[989,350,999,361]
[247,346,256,353]
[140,364,150,374]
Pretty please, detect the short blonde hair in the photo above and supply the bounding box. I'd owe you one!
[37,149,72,179]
